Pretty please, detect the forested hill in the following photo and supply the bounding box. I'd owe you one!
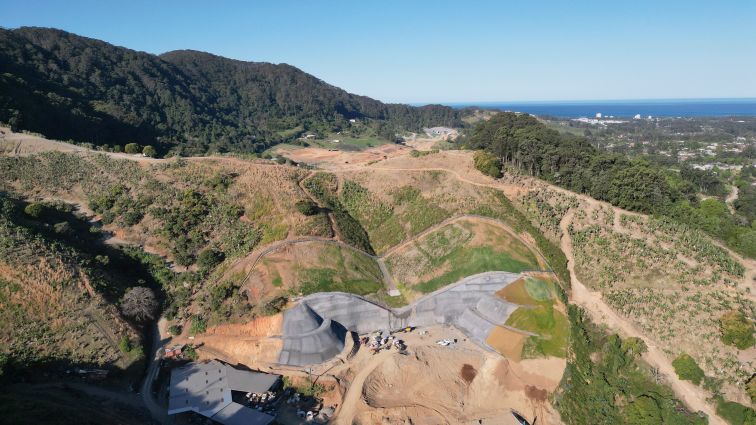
[0,27,462,154]
[467,112,756,258]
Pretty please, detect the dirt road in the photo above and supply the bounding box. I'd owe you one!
[559,209,726,425]
[726,185,739,215]
[141,318,170,424]
[331,350,395,425]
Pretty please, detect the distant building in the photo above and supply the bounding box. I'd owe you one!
[633,114,641,120]
[168,360,281,425]
[595,112,602,118]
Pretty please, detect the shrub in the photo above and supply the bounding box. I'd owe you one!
[672,353,705,385]
[124,143,141,154]
[118,335,132,353]
[719,310,755,349]
[295,200,319,216]
[183,345,198,361]
[168,325,182,336]
[260,296,288,316]
[716,397,756,425]
[208,280,236,311]
[142,145,157,158]
[23,202,44,218]
[189,315,207,335]
[473,150,503,178]
[53,221,70,234]
[197,248,225,271]
[747,374,756,403]
[624,395,662,425]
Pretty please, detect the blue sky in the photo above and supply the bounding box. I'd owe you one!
[2,0,755,103]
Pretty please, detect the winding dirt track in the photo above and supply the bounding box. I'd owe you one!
[559,209,726,425]
[4,132,737,423]
[237,213,552,294]
[331,350,395,425]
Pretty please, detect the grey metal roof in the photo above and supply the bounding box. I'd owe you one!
[168,360,231,417]
[167,360,279,424]
[213,402,275,425]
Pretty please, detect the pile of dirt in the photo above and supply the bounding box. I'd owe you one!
[362,347,478,416]
[354,346,565,424]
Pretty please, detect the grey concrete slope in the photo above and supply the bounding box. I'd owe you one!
[278,303,347,366]
[278,271,527,366]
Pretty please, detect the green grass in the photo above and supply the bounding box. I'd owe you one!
[373,290,409,308]
[271,269,283,287]
[716,397,756,425]
[340,180,404,252]
[296,268,382,296]
[524,277,552,302]
[288,243,384,296]
[506,304,568,358]
[414,246,536,293]
[303,134,390,152]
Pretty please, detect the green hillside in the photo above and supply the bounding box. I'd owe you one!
[0,27,463,155]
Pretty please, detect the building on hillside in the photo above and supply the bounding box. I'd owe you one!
[168,359,281,425]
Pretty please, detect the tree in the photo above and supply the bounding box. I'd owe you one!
[197,248,225,271]
[23,202,44,218]
[473,150,503,178]
[120,286,158,321]
[719,310,755,349]
[142,145,157,157]
[124,143,141,154]
[624,396,662,425]
[672,353,705,385]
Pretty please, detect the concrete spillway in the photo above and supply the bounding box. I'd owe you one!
[278,271,524,366]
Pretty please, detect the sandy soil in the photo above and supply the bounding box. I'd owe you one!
[331,325,565,425]
[275,143,410,169]
[485,327,527,361]
[173,315,284,368]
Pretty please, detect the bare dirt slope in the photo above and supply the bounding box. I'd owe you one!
[332,326,565,425]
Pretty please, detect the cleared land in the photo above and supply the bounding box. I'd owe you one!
[385,218,542,298]
[247,241,385,301]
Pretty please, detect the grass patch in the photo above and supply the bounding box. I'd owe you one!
[414,246,535,293]
[270,269,282,287]
[506,304,569,358]
[340,180,403,252]
[296,268,382,296]
[524,277,552,302]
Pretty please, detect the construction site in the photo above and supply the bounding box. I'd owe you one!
[166,269,566,425]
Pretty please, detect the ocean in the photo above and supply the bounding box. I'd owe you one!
[442,99,756,119]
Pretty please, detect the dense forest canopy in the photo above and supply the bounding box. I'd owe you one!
[467,112,756,258]
[0,27,463,155]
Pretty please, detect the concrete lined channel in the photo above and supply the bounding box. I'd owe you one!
[278,271,529,366]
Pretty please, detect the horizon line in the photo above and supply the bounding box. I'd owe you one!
[404,97,756,106]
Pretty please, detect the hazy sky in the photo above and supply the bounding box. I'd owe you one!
[2,0,756,103]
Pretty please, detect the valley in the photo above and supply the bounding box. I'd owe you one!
[1,125,752,424]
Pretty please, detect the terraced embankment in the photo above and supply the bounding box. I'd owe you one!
[278,271,540,366]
